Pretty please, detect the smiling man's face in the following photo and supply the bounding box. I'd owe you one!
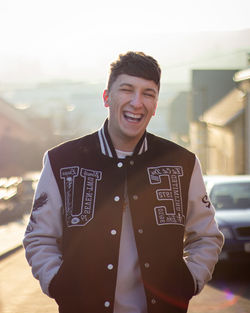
[103,74,158,151]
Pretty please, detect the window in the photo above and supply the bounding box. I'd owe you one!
[210,182,250,210]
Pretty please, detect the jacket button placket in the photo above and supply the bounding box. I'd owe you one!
[107,264,113,270]
[133,194,138,201]
[144,262,150,268]
[117,161,123,168]
[114,160,125,204]
[110,163,123,312]
[104,301,110,307]
[151,298,156,304]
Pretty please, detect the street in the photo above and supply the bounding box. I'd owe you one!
[0,248,57,313]
[189,262,250,313]
[0,248,249,313]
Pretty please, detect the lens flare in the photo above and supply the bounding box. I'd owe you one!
[223,288,238,306]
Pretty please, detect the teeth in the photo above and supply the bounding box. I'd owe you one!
[124,112,143,119]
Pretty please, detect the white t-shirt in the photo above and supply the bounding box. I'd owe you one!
[114,150,147,313]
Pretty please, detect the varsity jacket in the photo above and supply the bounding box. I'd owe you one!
[23,120,224,313]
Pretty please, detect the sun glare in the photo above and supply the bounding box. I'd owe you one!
[0,0,250,82]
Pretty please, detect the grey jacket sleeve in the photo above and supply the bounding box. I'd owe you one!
[23,152,63,296]
[184,156,224,294]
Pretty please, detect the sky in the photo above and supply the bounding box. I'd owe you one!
[0,0,250,84]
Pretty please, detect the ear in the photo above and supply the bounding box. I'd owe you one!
[103,89,109,108]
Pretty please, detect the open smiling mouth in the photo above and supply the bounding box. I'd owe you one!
[123,112,143,122]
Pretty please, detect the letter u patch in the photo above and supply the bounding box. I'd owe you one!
[60,166,102,227]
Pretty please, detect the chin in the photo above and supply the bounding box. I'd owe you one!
[123,130,144,140]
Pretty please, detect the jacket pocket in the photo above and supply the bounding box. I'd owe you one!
[48,260,83,306]
[180,259,196,300]
[48,261,67,302]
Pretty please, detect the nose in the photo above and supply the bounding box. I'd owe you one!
[130,92,143,108]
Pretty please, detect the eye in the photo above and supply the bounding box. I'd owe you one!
[120,88,132,92]
[144,93,155,98]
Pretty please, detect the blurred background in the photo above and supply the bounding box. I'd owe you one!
[1,0,250,176]
[1,0,250,180]
[0,0,250,312]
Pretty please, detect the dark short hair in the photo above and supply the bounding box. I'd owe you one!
[107,51,161,91]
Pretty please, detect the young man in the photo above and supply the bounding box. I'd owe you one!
[23,51,224,313]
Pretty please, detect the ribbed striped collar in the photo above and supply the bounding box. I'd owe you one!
[98,119,148,158]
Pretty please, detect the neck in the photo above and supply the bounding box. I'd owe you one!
[104,118,146,155]
[109,132,139,152]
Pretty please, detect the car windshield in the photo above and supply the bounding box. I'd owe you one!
[210,182,250,210]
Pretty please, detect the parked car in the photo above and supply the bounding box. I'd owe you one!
[204,175,250,263]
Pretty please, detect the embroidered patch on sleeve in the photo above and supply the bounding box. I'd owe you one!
[25,192,48,233]
[25,223,34,234]
[30,192,48,224]
[33,192,48,210]
[202,194,211,208]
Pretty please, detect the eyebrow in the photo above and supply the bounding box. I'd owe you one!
[119,83,133,88]
[119,83,157,94]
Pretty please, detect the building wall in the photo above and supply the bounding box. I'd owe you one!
[190,115,245,175]
[233,115,245,174]
[189,121,208,173]
[191,69,239,121]
[244,90,250,174]
[201,115,244,175]
[206,125,234,175]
